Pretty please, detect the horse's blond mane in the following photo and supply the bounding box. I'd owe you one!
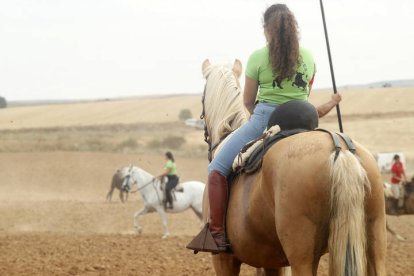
[202,63,248,146]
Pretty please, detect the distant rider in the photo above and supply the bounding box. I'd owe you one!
[155,152,179,209]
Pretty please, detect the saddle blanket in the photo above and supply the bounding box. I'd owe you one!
[232,125,281,172]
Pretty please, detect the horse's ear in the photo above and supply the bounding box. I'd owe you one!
[232,59,242,79]
[202,59,211,78]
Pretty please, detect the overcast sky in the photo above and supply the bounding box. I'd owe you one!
[1,0,413,101]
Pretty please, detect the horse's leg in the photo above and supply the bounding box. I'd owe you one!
[386,220,405,241]
[106,185,115,202]
[119,190,125,203]
[366,214,387,275]
[133,207,149,234]
[125,192,129,202]
[277,218,319,276]
[256,267,292,276]
[191,206,203,221]
[366,192,387,275]
[154,206,170,239]
[212,254,241,276]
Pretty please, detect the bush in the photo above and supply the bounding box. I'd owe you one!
[148,136,186,150]
[116,138,138,151]
[0,96,7,108]
[163,136,186,149]
[179,109,192,121]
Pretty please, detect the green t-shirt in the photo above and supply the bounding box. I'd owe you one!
[245,46,315,104]
[165,160,177,175]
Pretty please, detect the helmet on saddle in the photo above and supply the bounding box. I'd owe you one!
[267,100,319,131]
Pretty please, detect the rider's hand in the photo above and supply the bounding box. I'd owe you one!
[331,93,342,104]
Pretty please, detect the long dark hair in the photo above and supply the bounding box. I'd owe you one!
[165,151,175,162]
[263,4,299,83]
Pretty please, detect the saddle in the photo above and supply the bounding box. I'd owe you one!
[232,100,320,175]
[171,184,184,201]
[232,127,308,174]
[160,180,184,203]
[231,100,358,176]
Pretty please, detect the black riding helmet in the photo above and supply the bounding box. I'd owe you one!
[267,100,319,130]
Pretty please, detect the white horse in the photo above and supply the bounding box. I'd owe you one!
[121,165,205,239]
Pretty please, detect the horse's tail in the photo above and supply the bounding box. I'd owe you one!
[328,150,370,276]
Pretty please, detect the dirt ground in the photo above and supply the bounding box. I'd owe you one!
[0,152,413,275]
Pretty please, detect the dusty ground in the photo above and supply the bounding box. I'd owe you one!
[0,89,413,275]
[0,152,413,275]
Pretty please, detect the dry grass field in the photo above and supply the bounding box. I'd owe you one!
[0,86,413,275]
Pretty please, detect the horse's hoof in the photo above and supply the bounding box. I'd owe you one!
[162,234,170,239]
[134,227,142,235]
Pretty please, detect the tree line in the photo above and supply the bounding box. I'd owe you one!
[0,96,6,108]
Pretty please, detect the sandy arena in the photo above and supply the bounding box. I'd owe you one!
[0,152,413,275]
[0,88,413,275]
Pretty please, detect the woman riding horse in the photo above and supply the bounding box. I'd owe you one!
[186,5,386,276]
[188,3,341,254]
[155,151,179,209]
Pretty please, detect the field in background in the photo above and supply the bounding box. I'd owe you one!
[0,86,413,275]
[1,86,413,172]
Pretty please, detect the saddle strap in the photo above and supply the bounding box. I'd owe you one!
[315,128,342,161]
[315,129,357,160]
[336,132,356,154]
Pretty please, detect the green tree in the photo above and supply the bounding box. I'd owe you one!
[178,109,192,121]
[0,96,7,108]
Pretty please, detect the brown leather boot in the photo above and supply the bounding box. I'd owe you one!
[186,170,231,254]
[208,170,231,252]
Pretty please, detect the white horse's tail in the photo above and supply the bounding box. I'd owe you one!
[328,151,370,276]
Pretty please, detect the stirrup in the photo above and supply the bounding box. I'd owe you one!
[186,223,231,254]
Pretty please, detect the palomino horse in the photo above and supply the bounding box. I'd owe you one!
[106,166,131,203]
[122,166,205,239]
[197,59,386,275]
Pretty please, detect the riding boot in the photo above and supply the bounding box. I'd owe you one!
[186,170,231,254]
[165,190,173,209]
[208,170,231,251]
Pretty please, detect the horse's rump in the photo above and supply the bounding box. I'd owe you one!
[221,130,385,269]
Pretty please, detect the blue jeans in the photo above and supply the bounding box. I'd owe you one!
[208,102,279,176]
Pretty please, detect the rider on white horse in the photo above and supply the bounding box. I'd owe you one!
[154,152,179,209]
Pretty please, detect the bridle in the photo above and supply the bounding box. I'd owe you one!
[200,85,217,162]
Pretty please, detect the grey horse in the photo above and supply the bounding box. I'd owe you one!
[106,166,131,203]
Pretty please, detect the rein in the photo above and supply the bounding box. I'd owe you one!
[130,178,164,205]
[130,179,155,193]
[200,85,214,162]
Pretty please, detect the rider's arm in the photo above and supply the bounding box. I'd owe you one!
[155,168,171,179]
[315,93,342,118]
[244,76,259,114]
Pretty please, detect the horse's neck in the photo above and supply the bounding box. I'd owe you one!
[132,168,162,197]
[132,168,152,185]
